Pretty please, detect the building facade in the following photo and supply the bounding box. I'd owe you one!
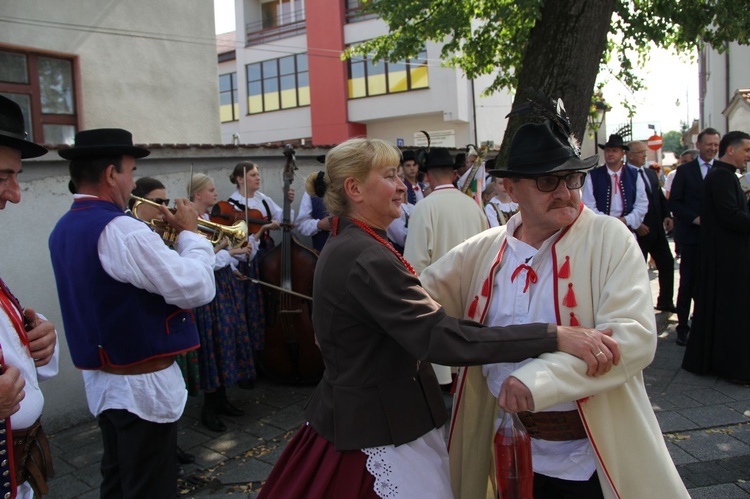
[218,0,515,148]
[699,42,750,134]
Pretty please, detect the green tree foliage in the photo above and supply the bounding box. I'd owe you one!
[347,0,749,153]
[662,130,685,155]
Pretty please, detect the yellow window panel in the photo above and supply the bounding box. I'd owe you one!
[348,78,366,98]
[298,86,310,106]
[388,70,408,93]
[248,95,263,114]
[368,74,386,95]
[411,66,429,89]
[264,92,280,112]
[281,88,298,108]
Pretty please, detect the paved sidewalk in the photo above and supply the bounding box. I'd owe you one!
[45,265,750,498]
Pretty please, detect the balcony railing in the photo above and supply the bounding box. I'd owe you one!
[246,9,306,46]
[345,5,378,23]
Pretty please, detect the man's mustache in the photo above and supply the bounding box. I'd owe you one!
[549,200,577,209]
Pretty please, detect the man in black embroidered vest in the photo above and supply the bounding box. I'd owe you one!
[49,128,216,498]
[626,141,676,313]
[668,127,721,346]
[0,94,59,499]
[582,134,648,232]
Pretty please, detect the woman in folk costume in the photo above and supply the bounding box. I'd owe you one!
[257,137,619,498]
[419,93,688,498]
[190,173,267,432]
[225,162,293,374]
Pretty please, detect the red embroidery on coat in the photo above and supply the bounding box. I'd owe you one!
[562,282,577,307]
[558,256,570,279]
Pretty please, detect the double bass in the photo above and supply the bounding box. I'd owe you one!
[258,145,324,384]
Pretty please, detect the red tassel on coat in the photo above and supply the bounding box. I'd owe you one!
[467,296,479,319]
[569,312,580,326]
[562,283,577,307]
[481,277,491,297]
[558,256,570,279]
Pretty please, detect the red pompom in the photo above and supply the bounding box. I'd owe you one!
[468,296,479,319]
[558,256,570,279]
[562,283,577,307]
[569,312,580,326]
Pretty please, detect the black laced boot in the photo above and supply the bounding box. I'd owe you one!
[217,385,245,417]
[201,391,227,432]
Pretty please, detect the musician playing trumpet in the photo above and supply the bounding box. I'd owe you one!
[189,173,268,432]
[49,128,216,498]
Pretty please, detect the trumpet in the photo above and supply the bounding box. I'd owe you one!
[130,195,249,248]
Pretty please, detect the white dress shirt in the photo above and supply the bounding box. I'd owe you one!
[295,192,325,237]
[482,215,596,481]
[77,195,216,424]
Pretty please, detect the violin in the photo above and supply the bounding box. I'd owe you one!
[210,200,270,234]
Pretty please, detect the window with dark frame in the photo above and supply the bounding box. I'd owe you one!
[246,54,309,115]
[347,49,429,99]
[0,48,78,145]
[219,72,239,122]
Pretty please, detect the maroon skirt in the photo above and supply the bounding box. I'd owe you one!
[258,423,378,498]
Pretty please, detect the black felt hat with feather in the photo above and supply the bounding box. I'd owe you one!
[487,89,598,178]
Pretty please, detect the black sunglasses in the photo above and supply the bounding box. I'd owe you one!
[516,172,587,193]
[146,197,170,206]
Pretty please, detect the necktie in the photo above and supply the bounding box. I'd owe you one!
[640,169,651,194]
[613,173,619,194]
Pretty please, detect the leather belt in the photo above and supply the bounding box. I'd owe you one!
[100,356,175,375]
[12,417,54,497]
[517,410,588,441]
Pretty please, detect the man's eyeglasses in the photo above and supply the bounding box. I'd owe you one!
[146,198,170,206]
[520,172,587,192]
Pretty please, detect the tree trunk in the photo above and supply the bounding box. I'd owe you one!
[497,0,616,167]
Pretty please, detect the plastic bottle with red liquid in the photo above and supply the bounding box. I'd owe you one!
[493,411,534,499]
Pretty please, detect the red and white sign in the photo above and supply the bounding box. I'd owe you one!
[647,134,663,151]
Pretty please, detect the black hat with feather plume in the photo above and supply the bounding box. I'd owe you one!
[487,88,598,178]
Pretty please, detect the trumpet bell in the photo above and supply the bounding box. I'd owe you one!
[130,195,248,248]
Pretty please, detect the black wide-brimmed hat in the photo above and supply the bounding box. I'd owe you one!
[488,121,598,178]
[598,134,629,151]
[454,152,466,167]
[420,147,455,172]
[0,95,48,159]
[401,149,417,163]
[59,128,150,160]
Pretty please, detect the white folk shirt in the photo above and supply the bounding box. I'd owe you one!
[582,166,648,230]
[481,215,596,481]
[485,197,518,228]
[77,195,216,424]
[295,192,322,237]
[0,306,58,498]
[229,190,293,223]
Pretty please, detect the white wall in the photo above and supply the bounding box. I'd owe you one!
[701,43,750,134]
[1,0,221,144]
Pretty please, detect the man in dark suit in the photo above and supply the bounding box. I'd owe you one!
[668,127,721,345]
[627,141,675,313]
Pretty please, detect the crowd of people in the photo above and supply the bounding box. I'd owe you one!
[2,86,749,498]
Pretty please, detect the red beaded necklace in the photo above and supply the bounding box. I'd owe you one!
[349,218,417,277]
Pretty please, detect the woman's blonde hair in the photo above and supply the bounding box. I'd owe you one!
[324,138,401,217]
[188,173,213,201]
